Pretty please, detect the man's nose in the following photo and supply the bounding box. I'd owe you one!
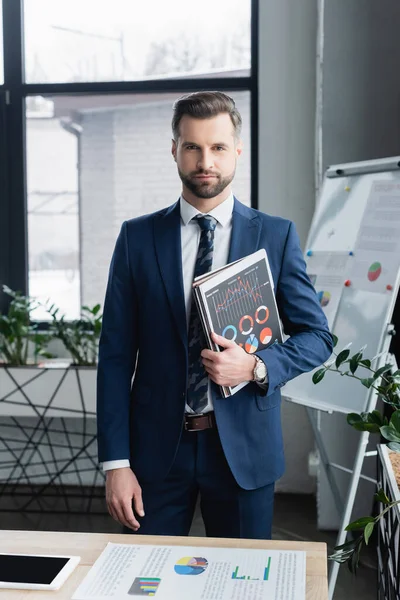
[197,150,214,171]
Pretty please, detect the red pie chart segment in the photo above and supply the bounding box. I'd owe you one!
[245,334,259,354]
[260,327,273,345]
[368,262,382,282]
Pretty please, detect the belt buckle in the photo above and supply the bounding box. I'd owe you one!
[184,414,198,432]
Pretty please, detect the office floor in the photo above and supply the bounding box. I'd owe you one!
[0,492,377,600]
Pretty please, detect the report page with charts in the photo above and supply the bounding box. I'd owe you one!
[72,543,306,600]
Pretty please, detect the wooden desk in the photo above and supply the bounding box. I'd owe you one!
[0,530,328,599]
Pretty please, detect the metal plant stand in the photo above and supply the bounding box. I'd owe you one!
[0,364,106,514]
[377,445,400,600]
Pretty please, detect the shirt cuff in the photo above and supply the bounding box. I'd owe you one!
[102,459,130,472]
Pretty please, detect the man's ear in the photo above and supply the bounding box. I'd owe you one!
[236,138,243,158]
[171,139,177,162]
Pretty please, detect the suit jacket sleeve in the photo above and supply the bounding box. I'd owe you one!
[96,221,138,462]
[256,221,334,397]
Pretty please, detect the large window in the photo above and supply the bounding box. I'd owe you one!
[0,0,257,321]
[26,92,251,318]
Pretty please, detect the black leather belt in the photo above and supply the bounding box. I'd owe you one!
[184,412,216,432]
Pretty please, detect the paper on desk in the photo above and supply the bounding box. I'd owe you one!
[72,543,306,600]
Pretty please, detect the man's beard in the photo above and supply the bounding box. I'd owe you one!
[178,168,235,199]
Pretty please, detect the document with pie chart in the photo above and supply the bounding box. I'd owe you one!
[348,180,400,293]
[72,543,306,600]
[305,251,350,329]
[192,249,283,398]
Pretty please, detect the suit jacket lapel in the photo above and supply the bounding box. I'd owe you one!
[228,198,262,263]
[154,202,187,350]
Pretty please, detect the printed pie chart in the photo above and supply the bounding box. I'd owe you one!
[317,291,331,307]
[368,262,382,282]
[245,334,259,354]
[260,327,273,344]
[174,557,208,576]
[222,325,237,341]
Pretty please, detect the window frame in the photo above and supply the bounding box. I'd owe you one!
[0,0,259,315]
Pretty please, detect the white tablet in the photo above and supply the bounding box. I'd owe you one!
[0,552,80,590]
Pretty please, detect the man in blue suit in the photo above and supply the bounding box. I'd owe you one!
[97,91,333,539]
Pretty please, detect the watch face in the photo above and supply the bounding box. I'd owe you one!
[256,362,266,379]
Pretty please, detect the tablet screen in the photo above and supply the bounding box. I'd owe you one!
[0,555,70,584]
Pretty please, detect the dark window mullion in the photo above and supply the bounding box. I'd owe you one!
[250,0,259,210]
[2,0,28,298]
[0,92,10,310]
[3,0,24,87]
[22,77,252,96]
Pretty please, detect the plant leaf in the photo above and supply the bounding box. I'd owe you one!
[388,441,400,453]
[312,368,326,384]
[336,349,350,368]
[371,364,393,381]
[347,413,363,427]
[359,359,371,369]
[375,488,390,504]
[345,516,375,531]
[361,378,374,389]
[332,334,338,348]
[390,410,400,432]
[333,538,359,551]
[364,522,374,545]
[349,353,362,374]
[380,425,400,443]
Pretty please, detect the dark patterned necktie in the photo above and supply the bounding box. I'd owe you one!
[186,215,218,413]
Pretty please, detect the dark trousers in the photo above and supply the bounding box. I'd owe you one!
[127,426,275,539]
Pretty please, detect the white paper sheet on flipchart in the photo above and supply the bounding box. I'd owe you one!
[349,180,400,294]
[72,543,306,600]
[305,251,350,329]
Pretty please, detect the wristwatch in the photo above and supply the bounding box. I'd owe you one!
[253,356,267,383]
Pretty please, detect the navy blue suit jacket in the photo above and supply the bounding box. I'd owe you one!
[97,198,333,490]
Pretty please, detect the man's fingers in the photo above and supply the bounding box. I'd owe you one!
[108,502,132,529]
[121,499,141,530]
[211,332,236,347]
[107,497,140,531]
[133,490,145,518]
[107,502,119,523]
[105,469,144,531]
[201,349,215,360]
[202,357,215,369]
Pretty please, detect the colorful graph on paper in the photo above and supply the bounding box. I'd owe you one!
[204,258,282,353]
[231,557,272,581]
[128,577,161,596]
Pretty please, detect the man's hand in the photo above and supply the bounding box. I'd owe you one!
[106,467,144,531]
[201,332,256,387]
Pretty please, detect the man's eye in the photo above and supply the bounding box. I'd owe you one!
[215,146,225,151]
[186,146,198,150]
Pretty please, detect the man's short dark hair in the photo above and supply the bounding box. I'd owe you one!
[172,91,242,141]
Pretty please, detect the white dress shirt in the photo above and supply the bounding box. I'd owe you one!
[180,193,233,413]
[103,193,254,471]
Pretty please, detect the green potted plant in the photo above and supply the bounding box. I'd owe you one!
[42,301,102,366]
[0,285,52,365]
[313,335,400,574]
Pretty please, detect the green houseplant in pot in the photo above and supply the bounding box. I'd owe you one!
[0,285,52,365]
[42,301,103,366]
[313,335,400,573]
